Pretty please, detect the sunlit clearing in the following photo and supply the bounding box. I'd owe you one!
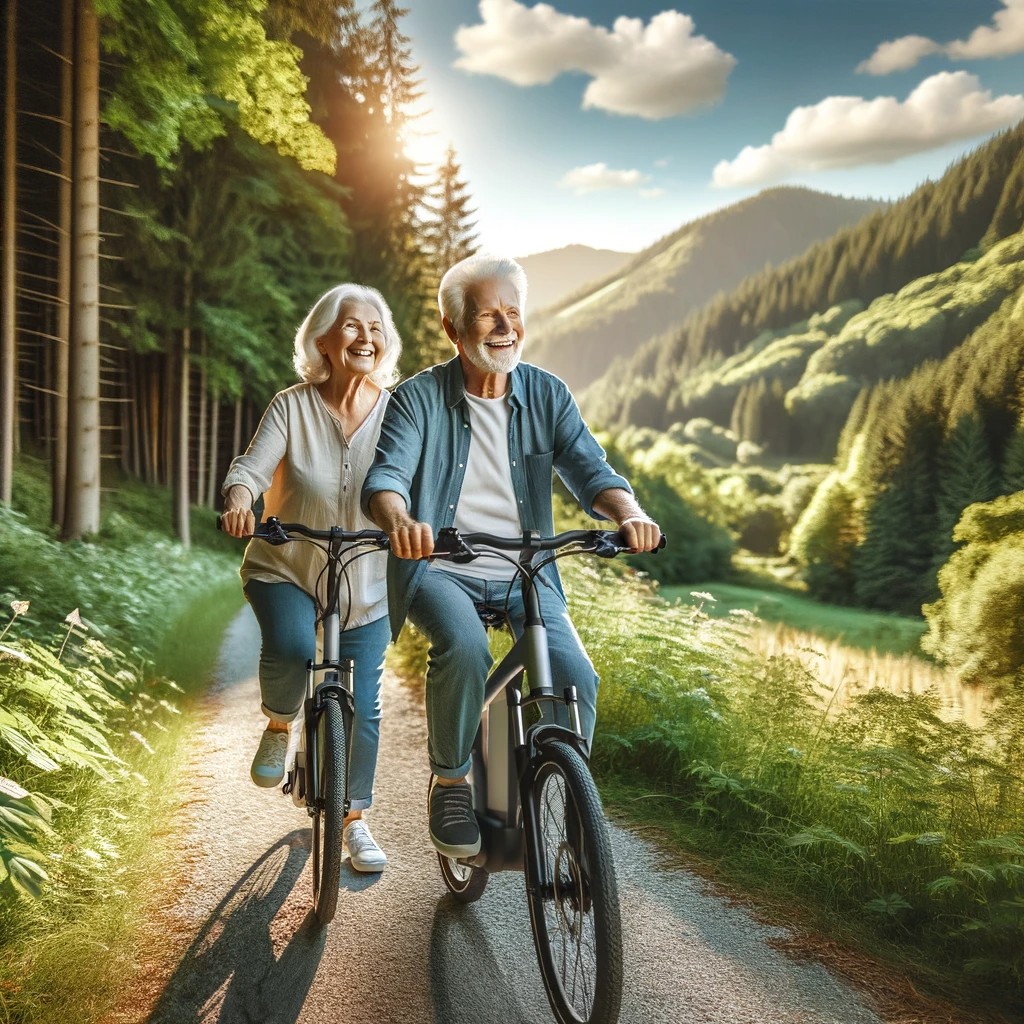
[401,100,452,179]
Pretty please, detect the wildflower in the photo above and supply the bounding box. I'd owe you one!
[0,600,31,641]
[57,608,88,661]
[689,591,717,603]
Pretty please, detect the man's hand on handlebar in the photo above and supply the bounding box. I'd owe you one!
[617,516,662,554]
[388,519,435,560]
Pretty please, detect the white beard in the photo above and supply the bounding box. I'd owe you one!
[463,336,522,375]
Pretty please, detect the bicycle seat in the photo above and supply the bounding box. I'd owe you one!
[474,604,507,630]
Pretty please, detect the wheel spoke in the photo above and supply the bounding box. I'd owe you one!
[526,741,620,1024]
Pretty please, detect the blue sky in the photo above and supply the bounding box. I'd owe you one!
[398,1,1024,257]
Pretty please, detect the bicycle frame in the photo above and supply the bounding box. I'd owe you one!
[300,529,357,820]
[461,547,588,876]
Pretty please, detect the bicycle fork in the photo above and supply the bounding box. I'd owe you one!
[298,657,356,818]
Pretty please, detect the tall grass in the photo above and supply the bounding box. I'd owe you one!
[748,624,995,728]
[0,461,243,1023]
[565,560,1023,1013]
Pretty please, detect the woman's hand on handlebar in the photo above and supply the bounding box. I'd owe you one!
[220,506,255,538]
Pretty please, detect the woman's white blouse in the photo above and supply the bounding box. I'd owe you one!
[221,383,389,629]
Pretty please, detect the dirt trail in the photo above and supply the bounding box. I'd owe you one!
[111,605,890,1024]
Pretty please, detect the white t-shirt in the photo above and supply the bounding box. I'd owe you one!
[440,391,522,581]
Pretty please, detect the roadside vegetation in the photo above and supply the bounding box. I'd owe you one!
[0,457,241,1024]
[661,580,926,657]
[572,559,1022,1018]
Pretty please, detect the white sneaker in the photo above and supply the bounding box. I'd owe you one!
[250,728,289,788]
[343,819,388,872]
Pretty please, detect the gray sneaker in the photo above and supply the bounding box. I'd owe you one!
[428,780,481,858]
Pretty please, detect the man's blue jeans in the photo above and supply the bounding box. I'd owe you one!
[244,580,389,810]
[408,569,598,778]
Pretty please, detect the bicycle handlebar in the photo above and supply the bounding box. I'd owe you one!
[432,526,666,561]
[216,514,389,548]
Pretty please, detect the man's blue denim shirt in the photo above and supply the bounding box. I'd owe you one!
[361,357,632,640]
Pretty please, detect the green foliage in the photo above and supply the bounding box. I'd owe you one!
[923,492,1024,683]
[577,559,1024,1006]
[99,0,335,172]
[789,472,859,603]
[600,438,734,583]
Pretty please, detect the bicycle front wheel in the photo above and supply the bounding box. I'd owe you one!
[311,697,347,925]
[525,739,622,1024]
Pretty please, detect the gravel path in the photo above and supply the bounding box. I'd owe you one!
[118,605,886,1024]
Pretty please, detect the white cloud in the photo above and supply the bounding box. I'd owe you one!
[712,72,1024,188]
[947,0,1024,58]
[858,0,1024,74]
[559,163,650,194]
[856,35,942,75]
[453,1,735,119]
[640,187,667,199]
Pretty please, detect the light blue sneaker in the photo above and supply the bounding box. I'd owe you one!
[250,728,289,788]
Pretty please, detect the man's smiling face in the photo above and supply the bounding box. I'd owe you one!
[457,277,525,376]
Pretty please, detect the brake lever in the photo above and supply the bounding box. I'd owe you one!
[434,526,478,563]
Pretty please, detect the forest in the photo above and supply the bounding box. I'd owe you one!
[1,0,477,547]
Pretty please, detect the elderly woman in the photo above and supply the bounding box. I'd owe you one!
[220,283,401,872]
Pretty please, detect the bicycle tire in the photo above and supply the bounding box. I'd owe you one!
[437,851,489,902]
[524,739,622,1024]
[311,697,346,925]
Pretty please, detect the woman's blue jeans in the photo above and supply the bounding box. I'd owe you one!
[408,569,598,779]
[244,580,389,810]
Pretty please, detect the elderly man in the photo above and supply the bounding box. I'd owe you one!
[362,253,661,858]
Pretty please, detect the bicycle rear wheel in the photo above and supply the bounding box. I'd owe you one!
[311,697,347,925]
[524,739,622,1024]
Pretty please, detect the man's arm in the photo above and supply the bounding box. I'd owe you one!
[592,487,662,553]
[368,490,435,560]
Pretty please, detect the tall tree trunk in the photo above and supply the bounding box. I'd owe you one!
[196,333,207,508]
[62,0,101,538]
[1,0,17,504]
[173,266,192,547]
[206,391,220,507]
[232,395,242,466]
[52,0,73,524]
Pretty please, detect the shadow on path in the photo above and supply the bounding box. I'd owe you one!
[428,894,549,1024]
[146,831,326,1024]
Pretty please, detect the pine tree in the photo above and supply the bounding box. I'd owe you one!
[425,144,478,274]
[931,414,1000,576]
[1001,423,1024,494]
[853,403,941,613]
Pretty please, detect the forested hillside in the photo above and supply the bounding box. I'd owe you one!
[528,187,885,392]
[1,0,478,545]
[517,244,632,314]
[584,121,1024,433]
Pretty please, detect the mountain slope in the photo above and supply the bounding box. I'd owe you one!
[582,120,1024,435]
[517,244,632,314]
[527,187,886,392]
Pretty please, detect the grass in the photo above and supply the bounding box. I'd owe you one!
[661,579,927,656]
[0,455,244,1024]
[563,558,1023,1019]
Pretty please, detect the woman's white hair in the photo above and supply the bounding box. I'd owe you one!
[293,283,402,387]
[438,253,528,338]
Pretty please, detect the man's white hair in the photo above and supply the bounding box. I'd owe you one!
[293,283,402,387]
[438,253,528,338]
